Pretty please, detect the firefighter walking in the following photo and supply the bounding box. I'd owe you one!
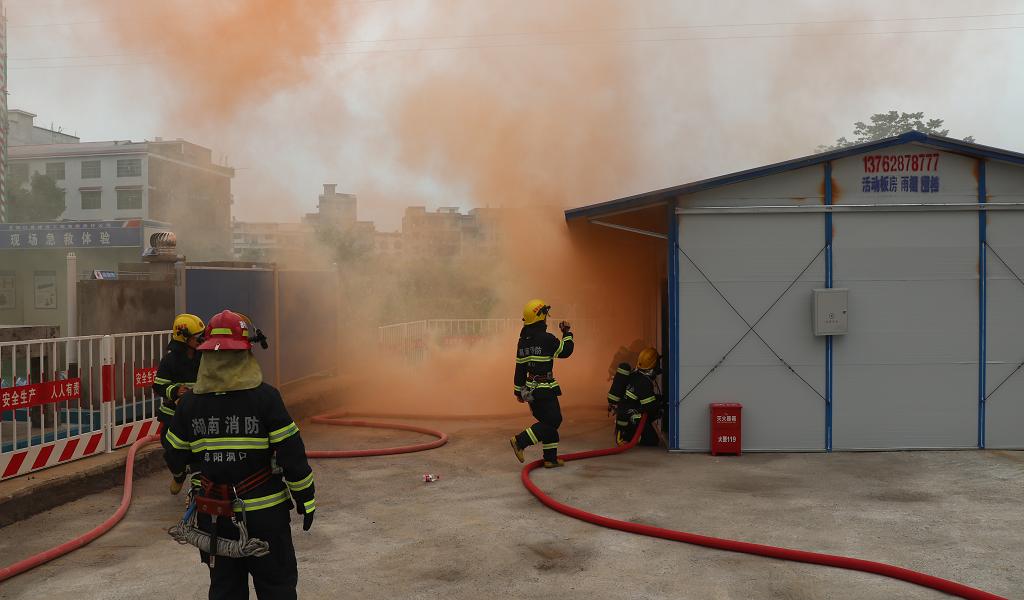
[164,310,315,600]
[153,313,204,494]
[509,299,574,468]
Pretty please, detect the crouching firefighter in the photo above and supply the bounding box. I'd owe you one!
[165,310,315,600]
[611,347,665,447]
[510,299,574,468]
[153,313,204,495]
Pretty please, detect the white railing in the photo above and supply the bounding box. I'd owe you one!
[379,317,595,356]
[0,330,172,481]
[110,330,171,449]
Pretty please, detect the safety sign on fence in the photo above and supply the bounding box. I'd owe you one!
[133,368,157,388]
[0,378,81,410]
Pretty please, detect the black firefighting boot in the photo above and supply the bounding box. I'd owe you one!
[509,437,525,463]
[542,446,564,468]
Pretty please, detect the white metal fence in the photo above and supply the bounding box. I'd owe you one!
[110,331,172,449]
[0,330,171,481]
[378,319,516,355]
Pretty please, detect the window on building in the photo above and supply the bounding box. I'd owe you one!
[117,188,143,210]
[45,162,66,180]
[81,160,101,179]
[9,163,29,184]
[116,158,142,177]
[80,190,101,210]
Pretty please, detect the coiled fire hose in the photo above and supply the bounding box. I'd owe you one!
[167,497,271,559]
[0,414,448,583]
[520,415,1007,600]
[305,410,448,458]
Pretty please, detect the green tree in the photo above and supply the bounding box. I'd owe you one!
[236,246,268,263]
[818,111,975,152]
[314,222,373,265]
[8,173,66,222]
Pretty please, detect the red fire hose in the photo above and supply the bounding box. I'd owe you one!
[306,410,448,458]
[521,416,1007,600]
[0,433,161,583]
[0,412,448,583]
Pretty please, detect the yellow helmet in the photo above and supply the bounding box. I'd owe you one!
[172,313,206,343]
[522,299,551,325]
[637,347,660,371]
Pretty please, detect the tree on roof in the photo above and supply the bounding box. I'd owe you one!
[817,111,975,153]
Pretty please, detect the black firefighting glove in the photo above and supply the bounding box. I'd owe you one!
[297,502,315,531]
[558,320,571,335]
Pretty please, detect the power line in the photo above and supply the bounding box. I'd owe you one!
[9,62,152,70]
[11,51,164,62]
[9,11,1024,60]
[8,8,1024,33]
[315,23,1024,56]
[317,10,1024,46]
[7,22,1024,70]
[5,0,400,28]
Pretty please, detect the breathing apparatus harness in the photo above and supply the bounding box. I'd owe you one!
[168,468,274,566]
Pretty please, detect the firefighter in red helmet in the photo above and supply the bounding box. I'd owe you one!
[164,310,315,600]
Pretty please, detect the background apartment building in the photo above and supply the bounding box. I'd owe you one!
[7,113,234,260]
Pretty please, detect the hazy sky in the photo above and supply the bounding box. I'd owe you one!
[6,0,1024,230]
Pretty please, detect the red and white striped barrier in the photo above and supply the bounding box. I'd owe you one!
[0,330,171,480]
[111,420,157,450]
[0,431,105,479]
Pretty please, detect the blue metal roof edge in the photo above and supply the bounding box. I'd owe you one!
[565,132,1024,221]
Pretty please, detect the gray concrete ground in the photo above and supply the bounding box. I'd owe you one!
[0,409,1020,600]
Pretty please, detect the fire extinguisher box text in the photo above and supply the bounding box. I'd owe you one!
[710,403,742,456]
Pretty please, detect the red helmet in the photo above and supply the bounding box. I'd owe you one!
[197,310,252,351]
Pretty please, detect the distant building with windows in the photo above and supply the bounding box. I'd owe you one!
[374,231,403,256]
[231,185,502,264]
[231,220,315,264]
[7,127,235,260]
[305,184,358,229]
[401,206,500,257]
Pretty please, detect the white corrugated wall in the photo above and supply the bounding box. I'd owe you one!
[675,144,1024,451]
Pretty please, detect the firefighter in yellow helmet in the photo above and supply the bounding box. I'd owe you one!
[153,313,204,494]
[510,299,575,467]
[610,347,665,446]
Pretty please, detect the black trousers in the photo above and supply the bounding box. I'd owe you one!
[157,412,180,478]
[615,402,642,445]
[616,404,662,447]
[199,505,298,600]
[516,395,563,460]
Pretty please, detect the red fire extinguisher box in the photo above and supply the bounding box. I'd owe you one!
[710,403,742,456]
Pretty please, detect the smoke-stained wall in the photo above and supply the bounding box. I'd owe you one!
[77,279,174,336]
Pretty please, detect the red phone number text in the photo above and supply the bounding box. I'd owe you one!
[863,153,939,173]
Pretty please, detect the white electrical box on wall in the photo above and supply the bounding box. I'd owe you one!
[813,288,848,336]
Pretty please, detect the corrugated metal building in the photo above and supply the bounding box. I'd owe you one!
[566,132,1024,452]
